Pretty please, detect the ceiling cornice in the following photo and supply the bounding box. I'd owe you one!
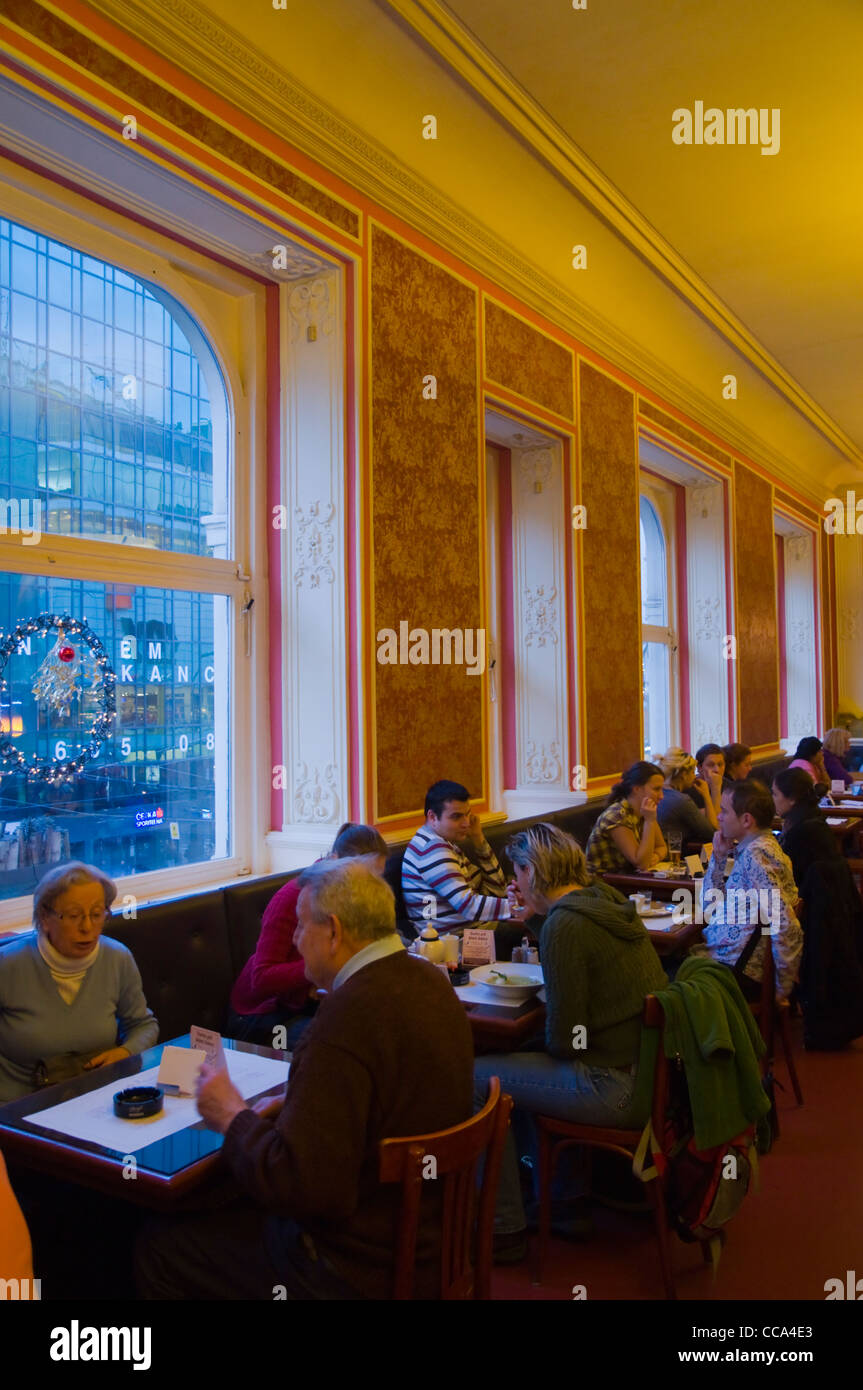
[24,0,861,500]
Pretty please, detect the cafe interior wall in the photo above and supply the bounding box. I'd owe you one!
[0,0,853,840]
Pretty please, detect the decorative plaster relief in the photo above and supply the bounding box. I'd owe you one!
[294,761,340,823]
[524,740,562,784]
[523,585,559,648]
[293,501,336,589]
[288,278,335,340]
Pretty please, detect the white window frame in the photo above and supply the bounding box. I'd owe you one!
[0,182,266,927]
[640,479,680,756]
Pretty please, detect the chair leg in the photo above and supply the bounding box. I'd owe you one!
[778,1010,804,1105]
[646,1178,676,1300]
[532,1128,554,1287]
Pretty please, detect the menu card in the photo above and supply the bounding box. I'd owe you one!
[461,928,495,969]
[157,1045,206,1096]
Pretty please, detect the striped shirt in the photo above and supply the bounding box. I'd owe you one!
[401,827,511,932]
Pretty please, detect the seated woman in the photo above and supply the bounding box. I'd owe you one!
[821,728,861,789]
[657,746,718,841]
[788,737,830,794]
[0,862,158,1102]
[475,824,667,1257]
[227,822,388,1048]
[774,766,842,887]
[722,742,752,787]
[688,743,725,816]
[585,761,667,874]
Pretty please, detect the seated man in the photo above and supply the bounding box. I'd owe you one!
[136,860,474,1300]
[692,780,802,1001]
[687,742,725,825]
[402,779,526,934]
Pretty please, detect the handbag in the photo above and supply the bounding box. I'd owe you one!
[32,1049,104,1089]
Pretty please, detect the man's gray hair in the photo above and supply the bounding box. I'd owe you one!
[32,860,117,932]
[297,857,396,943]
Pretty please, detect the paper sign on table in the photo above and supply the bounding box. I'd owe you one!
[461,928,495,969]
[831,780,846,795]
[684,853,703,878]
[157,1045,206,1095]
[189,1024,226,1068]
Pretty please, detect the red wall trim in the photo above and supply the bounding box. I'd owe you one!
[775,535,788,740]
[266,285,283,831]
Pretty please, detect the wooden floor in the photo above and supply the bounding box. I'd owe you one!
[492,1016,863,1301]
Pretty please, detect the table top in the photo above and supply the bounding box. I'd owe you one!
[602,869,699,898]
[0,1034,287,1207]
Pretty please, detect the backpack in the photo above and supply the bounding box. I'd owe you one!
[633,1059,758,1261]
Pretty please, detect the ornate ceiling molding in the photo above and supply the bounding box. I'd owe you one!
[21,0,863,496]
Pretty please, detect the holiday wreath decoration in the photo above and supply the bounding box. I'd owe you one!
[0,613,117,783]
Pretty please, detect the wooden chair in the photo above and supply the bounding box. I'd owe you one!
[378,1076,513,1300]
[532,995,688,1299]
[744,924,804,1125]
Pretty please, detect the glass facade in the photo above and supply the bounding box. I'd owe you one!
[0,219,227,555]
[0,218,232,899]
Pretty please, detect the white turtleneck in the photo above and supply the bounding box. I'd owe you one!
[36,932,101,1005]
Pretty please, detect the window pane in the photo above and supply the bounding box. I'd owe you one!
[643,641,670,762]
[639,496,668,626]
[0,574,230,900]
[0,219,228,557]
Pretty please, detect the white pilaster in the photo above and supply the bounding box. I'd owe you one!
[266,273,349,871]
[783,531,818,748]
[685,479,730,749]
[504,443,583,818]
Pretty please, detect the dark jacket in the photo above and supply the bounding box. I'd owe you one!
[797,859,863,1049]
[779,800,841,890]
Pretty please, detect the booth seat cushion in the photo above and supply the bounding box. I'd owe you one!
[750,756,790,788]
[106,889,232,1041]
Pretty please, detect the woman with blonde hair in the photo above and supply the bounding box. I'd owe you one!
[0,861,158,1101]
[475,823,666,1261]
[657,746,718,840]
[822,728,861,789]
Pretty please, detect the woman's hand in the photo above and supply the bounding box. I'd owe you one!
[641,795,658,821]
[84,1046,130,1069]
[693,776,710,801]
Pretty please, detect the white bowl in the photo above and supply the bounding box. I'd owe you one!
[470,963,544,1002]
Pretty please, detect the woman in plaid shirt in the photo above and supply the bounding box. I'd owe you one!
[586,761,667,874]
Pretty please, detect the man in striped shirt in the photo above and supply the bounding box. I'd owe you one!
[402,780,528,934]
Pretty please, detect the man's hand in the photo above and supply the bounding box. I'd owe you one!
[705,767,723,797]
[195,1060,248,1134]
[84,1046,130,1069]
[713,827,734,860]
[250,1094,282,1120]
[466,812,486,848]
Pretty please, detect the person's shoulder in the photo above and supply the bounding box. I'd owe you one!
[265,876,302,912]
[0,931,37,967]
[99,934,136,964]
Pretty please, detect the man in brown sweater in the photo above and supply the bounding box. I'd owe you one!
[136,859,474,1299]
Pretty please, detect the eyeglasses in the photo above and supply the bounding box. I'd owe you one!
[49,908,110,927]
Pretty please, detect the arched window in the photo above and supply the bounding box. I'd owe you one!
[640,491,676,759]
[0,216,237,905]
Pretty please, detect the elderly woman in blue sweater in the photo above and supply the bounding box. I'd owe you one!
[0,861,158,1101]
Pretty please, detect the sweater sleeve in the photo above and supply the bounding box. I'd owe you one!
[423,842,511,923]
[473,841,508,895]
[115,952,159,1055]
[541,911,590,1060]
[222,1039,372,1222]
[249,884,310,1011]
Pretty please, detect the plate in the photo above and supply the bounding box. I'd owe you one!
[470,963,544,1003]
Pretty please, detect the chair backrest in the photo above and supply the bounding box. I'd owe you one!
[378,1076,513,1300]
[642,995,671,1136]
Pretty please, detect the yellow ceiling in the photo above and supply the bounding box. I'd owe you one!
[77,0,863,493]
[437,0,863,454]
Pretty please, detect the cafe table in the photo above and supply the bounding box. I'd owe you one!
[0,1034,288,1210]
